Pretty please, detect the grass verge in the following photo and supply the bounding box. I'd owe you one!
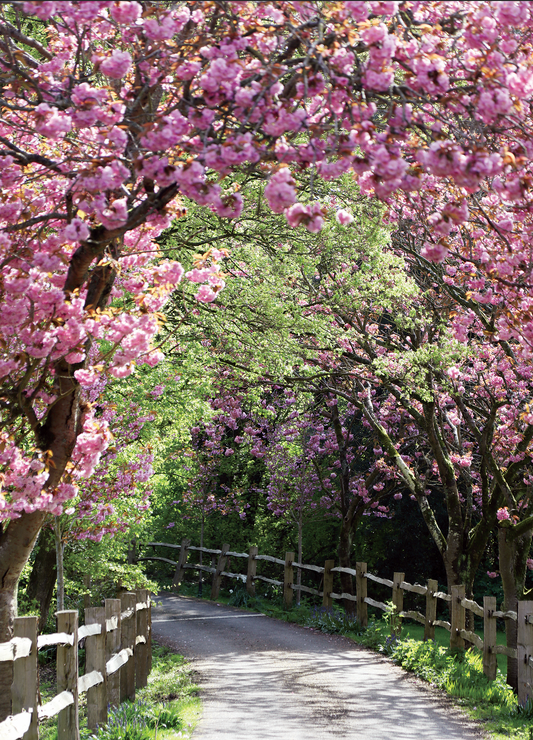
[39,642,201,740]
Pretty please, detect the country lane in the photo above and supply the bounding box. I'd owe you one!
[151,594,485,740]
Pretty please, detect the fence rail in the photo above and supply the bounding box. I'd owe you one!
[141,539,533,704]
[0,589,152,740]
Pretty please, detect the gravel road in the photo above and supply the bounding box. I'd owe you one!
[152,594,486,740]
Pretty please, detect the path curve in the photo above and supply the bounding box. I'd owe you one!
[152,594,485,740]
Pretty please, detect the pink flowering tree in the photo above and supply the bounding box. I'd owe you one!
[5,0,533,706]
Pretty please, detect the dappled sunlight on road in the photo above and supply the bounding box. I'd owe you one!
[153,596,481,740]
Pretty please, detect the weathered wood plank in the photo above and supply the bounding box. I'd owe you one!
[106,648,132,676]
[364,597,388,611]
[425,579,438,641]
[483,596,497,681]
[331,566,356,577]
[494,644,518,659]
[144,541,182,550]
[400,581,428,596]
[85,606,107,729]
[120,592,136,703]
[433,619,452,632]
[365,573,394,588]
[137,556,177,566]
[37,632,74,649]
[78,670,104,694]
[254,575,283,586]
[38,691,74,721]
[294,584,323,597]
[459,629,484,650]
[0,637,32,662]
[78,624,102,641]
[188,546,222,555]
[493,610,517,620]
[211,544,229,601]
[284,552,295,609]
[135,590,149,689]
[0,710,32,740]
[356,562,368,628]
[461,597,484,618]
[255,554,286,565]
[226,551,248,559]
[12,617,38,740]
[220,571,246,581]
[295,563,325,574]
[399,610,426,625]
[518,601,533,705]
[247,546,258,597]
[434,591,452,602]
[56,611,79,739]
[451,585,466,652]
[105,600,121,708]
[330,591,357,602]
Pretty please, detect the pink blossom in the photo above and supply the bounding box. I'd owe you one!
[286,203,325,232]
[264,168,297,213]
[336,209,354,226]
[110,1,142,24]
[420,241,448,263]
[96,197,129,230]
[62,218,90,243]
[34,103,72,139]
[99,51,132,79]
[487,571,499,579]
[195,284,218,303]
[497,507,511,521]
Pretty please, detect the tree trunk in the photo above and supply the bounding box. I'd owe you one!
[498,524,532,691]
[55,519,65,612]
[296,509,302,606]
[26,526,57,633]
[338,515,355,614]
[0,511,47,719]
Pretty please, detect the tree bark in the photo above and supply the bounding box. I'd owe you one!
[338,514,355,614]
[498,524,532,691]
[0,511,47,719]
[25,526,57,633]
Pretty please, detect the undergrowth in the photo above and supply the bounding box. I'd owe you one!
[40,643,200,740]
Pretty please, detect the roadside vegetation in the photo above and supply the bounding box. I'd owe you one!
[39,643,200,740]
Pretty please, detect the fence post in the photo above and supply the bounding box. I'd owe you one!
[147,592,152,675]
[518,600,533,705]
[56,610,79,740]
[135,589,149,689]
[247,546,258,597]
[120,592,136,703]
[450,585,465,653]
[283,552,294,609]
[211,544,229,601]
[323,560,334,609]
[424,578,437,641]
[356,562,368,628]
[12,616,38,740]
[172,538,190,591]
[105,599,121,708]
[85,606,107,730]
[392,572,405,635]
[483,596,497,681]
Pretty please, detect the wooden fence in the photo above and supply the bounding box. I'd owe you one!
[0,589,152,740]
[140,540,533,705]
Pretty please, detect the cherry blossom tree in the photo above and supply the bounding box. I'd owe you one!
[5,0,533,710]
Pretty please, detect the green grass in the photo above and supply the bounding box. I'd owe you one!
[39,643,200,740]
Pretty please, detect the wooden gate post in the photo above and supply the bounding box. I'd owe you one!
[120,592,136,703]
[85,606,107,730]
[135,589,149,689]
[356,562,368,628]
[172,538,190,591]
[211,544,229,601]
[323,560,334,609]
[246,546,258,597]
[392,572,405,635]
[12,616,38,740]
[518,600,533,705]
[483,596,497,681]
[105,599,121,708]
[450,585,465,653]
[56,610,79,740]
[424,579,437,641]
[283,552,294,609]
